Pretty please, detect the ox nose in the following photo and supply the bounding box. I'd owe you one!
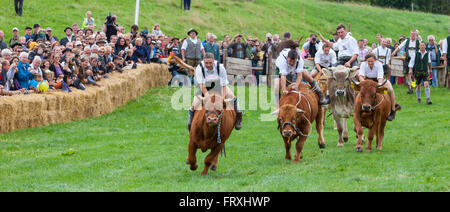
[336,90,345,96]
[207,117,218,123]
[282,130,293,137]
[362,105,371,111]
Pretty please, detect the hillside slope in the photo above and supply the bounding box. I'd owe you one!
[0,0,449,43]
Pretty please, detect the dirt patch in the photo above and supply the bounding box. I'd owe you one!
[0,64,171,133]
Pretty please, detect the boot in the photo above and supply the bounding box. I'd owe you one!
[407,88,413,94]
[426,98,432,105]
[234,98,242,130]
[188,109,194,132]
[311,80,329,105]
[417,98,421,104]
[386,110,396,121]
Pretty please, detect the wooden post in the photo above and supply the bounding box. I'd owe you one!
[223,48,227,69]
[348,24,351,32]
[302,3,305,21]
[268,50,273,87]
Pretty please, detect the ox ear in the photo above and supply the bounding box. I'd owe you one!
[376,86,388,94]
[223,98,234,110]
[349,66,359,79]
[322,67,333,79]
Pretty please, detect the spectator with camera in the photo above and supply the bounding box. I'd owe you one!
[103,14,120,43]
[302,33,322,59]
[228,34,248,59]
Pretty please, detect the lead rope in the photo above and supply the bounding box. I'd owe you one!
[216,111,226,158]
[372,95,385,111]
[288,90,313,137]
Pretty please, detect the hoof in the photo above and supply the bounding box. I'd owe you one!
[319,143,326,149]
[376,146,382,151]
[210,165,217,171]
[201,172,208,176]
[356,147,363,152]
[366,148,372,152]
[285,156,292,160]
[337,143,344,147]
[190,164,198,171]
[343,137,348,142]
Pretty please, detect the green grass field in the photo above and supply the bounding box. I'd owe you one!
[0,84,449,191]
[0,0,449,43]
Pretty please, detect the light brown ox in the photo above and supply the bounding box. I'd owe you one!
[272,83,325,162]
[352,79,401,152]
[186,93,236,175]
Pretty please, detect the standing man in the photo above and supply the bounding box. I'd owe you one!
[60,27,74,47]
[302,33,322,59]
[187,53,242,132]
[181,28,205,70]
[392,30,420,94]
[408,42,432,105]
[426,35,441,88]
[14,0,24,16]
[373,38,392,78]
[319,24,359,68]
[442,32,449,75]
[31,24,45,42]
[204,34,220,61]
[0,30,7,50]
[9,28,20,47]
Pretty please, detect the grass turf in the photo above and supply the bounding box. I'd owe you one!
[0,84,448,191]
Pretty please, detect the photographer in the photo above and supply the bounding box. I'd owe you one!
[102,14,120,43]
[228,34,247,59]
[302,33,321,58]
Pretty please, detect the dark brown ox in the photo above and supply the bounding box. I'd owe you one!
[352,80,401,152]
[323,65,359,146]
[272,83,325,162]
[187,93,236,175]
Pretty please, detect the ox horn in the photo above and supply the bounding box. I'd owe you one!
[224,98,234,103]
[271,109,279,115]
[351,78,360,86]
[297,108,304,113]
[378,79,388,87]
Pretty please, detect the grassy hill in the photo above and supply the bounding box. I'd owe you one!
[0,0,449,44]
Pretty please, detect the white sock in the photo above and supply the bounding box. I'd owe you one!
[416,88,421,99]
[425,87,430,99]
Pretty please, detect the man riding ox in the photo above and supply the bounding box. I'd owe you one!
[272,48,326,163]
[322,65,359,147]
[186,53,240,175]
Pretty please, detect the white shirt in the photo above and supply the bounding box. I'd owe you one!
[442,38,448,55]
[181,37,204,51]
[398,38,418,59]
[302,41,323,53]
[408,50,431,68]
[314,48,337,67]
[275,48,304,75]
[359,61,384,79]
[373,46,391,64]
[333,33,359,58]
[195,61,228,87]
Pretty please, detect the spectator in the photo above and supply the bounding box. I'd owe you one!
[220,34,231,62]
[302,33,322,58]
[131,25,139,39]
[103,14,120,42]
[1,49,12,61]
[426,35,441,88]
[228,34,247,59]
[24,26,32,42]
[152,24,164,37]
[204,34,220,61]
[60,27,74,47]
[0,30,7,50]
[83,11,95,29]
[31,24,46,42]
[14,0,24,16]
[17,52,34,89]
[181,28,205,69]
[45,28,58,44]
[376,33,383,47]
[1,60,16,91]
[30,56,43,76]
[131,38,150,64]
[9,28,20,47]
[393,30,420,94]
[357,39,370,63]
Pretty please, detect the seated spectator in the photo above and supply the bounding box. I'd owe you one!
[83,11,95,29]
[131,38,149,63]
[152,24,163,37]
[17,52,34,89]
[1,60,17,91]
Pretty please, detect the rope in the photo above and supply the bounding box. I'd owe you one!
[283,90,313,137]
[371,95,385,111]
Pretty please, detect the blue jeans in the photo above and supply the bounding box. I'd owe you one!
[431,62,438,87]
[251,60,260,86]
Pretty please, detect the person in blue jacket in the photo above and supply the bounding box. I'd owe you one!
[131,38,150,64]
[17,52,34,89]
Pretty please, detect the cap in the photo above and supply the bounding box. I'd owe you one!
[75,41,83,46]
[46,27,52,32]
[33,24,41,28]
[12,27,19,32]
[25,26,32,30]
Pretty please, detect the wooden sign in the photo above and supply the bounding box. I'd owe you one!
[390,57,405,77]
[225,57,253,76]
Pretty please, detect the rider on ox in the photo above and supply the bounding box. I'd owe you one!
[187,53,242,132]
[275,45,329,107]
[359,53,397,121]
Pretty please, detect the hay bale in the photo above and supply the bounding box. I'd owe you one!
[0,64,170,133]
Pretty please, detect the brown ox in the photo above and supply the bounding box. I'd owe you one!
[272,83,325,162]
[186,93,236,175]
[352,80,401,152]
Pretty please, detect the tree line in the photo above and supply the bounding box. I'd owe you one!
[325,0,449,15]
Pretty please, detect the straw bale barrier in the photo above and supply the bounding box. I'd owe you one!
[0,64,171,133]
